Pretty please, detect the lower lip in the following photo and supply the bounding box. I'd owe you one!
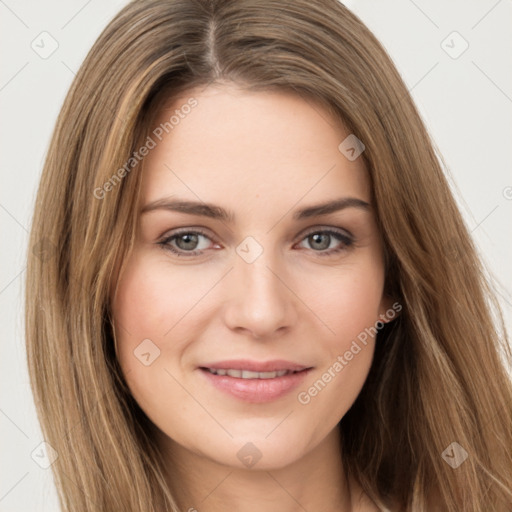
[199,368,312,403]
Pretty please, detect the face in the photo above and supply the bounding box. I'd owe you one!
[111,82,392,471]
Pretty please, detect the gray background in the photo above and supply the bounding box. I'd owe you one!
[1,0,511,510]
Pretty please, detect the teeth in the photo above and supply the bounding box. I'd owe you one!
[207,368,294,379]
[241,370,260,378]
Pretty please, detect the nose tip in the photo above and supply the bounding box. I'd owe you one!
[222,255,297,339]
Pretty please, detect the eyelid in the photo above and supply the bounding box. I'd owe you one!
[298,225,354,240]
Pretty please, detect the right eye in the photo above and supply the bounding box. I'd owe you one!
[158,229,218,257]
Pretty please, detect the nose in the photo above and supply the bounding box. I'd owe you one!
[222,251,298,340]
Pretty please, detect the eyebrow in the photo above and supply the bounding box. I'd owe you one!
[141,196,371,222]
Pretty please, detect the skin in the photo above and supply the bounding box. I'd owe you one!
[111,82,392,511]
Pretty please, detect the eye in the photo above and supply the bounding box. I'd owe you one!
[157,227,354,257]
[295,228,354,256]
[157,229,217,257]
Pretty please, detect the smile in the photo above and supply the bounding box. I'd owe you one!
[203,368,301,379]
[198,364,312,403]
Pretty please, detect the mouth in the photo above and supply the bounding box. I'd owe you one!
[201,368,305,379]
[198,360,313,403]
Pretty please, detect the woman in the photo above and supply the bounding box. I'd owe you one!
[25,0,512,510]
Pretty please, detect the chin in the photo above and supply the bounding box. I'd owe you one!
[199,430,314,471]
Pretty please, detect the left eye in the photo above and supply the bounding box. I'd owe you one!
[297,229,353,254]
[158,228,353,257]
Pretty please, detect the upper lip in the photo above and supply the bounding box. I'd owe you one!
[199,359,311,372]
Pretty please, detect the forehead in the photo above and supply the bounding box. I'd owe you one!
[140,83,371,213]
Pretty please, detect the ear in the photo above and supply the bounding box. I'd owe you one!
[377,293,402,324]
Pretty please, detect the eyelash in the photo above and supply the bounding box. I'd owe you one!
[157,227,354,258]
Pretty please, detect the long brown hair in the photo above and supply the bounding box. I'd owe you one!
[25,0,512,510]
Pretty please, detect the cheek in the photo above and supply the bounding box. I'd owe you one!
[111,253,199,372]
[110,255,203,429]
[293,257,384,414]
[301,255,385,347]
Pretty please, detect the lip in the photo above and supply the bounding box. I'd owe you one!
[198,359,313,403]
[200,359,310,372]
